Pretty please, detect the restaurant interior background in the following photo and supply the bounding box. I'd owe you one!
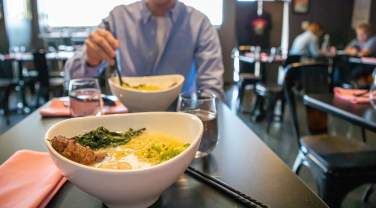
[1,0,376,207]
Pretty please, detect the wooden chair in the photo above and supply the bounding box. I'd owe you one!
[284,63,376,208]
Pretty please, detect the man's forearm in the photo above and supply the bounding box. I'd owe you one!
[64,46,103,81]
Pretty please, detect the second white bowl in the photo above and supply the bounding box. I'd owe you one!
[108,74,185,112]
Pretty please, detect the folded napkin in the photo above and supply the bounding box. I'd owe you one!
[334,87,370,104]
[0,150,67,208]
[40,97,128,117]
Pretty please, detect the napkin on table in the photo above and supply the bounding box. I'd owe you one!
[40,97,128,117]
[334,87,370,104]
[0,150,67,208]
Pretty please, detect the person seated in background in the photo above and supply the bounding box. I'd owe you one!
[289,22,323,57]
[64,0,224,98]
[340,23,376,88]
[345,23,376,57]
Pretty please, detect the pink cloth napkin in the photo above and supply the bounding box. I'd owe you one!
[0,150,67,208]
[334,87,370,104]
[40,97,128,117]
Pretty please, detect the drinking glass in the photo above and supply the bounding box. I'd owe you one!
[177,91,218,158]
[69,78,102,117]
[369,70,376,109]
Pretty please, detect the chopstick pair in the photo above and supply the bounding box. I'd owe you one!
[185,167,268,208]
[102,19,124,86]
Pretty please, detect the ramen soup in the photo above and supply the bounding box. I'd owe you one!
[121,83,162,91]
[49,127,189,170]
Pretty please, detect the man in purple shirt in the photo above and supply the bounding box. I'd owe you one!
[65,0,224,98]
[346,23,376,57]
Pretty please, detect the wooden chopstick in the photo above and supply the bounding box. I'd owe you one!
[185,167,269,208]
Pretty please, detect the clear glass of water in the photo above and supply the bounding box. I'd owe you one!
[69,78,102,117]
[177,91,218,158]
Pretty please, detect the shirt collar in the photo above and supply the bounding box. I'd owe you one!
[141,0,179,24]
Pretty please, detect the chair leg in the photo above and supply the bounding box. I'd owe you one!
[293,151,305,174]
[362,184,374,202]
[3,85,12,125]
[280,98,285,122]
[250,94,264,121]
[238,80,246,107]
[266,95,277,133]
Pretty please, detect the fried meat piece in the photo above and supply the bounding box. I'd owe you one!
[50,135,105,165]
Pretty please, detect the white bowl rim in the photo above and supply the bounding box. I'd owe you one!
[44,112,203,174]
[108,74,185,94]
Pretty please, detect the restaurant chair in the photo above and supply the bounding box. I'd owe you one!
[284,63,376,208]
[0,59,17,125]
[232,46,261,108]
[250,55,301,131]
[33,50,65,107]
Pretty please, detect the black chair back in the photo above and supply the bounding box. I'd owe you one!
[283,63,330,146]
[33,50,49,88]
[0,59,14,79]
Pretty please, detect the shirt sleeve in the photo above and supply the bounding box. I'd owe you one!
[346,39,358,49]
[194,17,225,100]
[364,37,376,56]
[64,22,109,84]
[308,36,320,57]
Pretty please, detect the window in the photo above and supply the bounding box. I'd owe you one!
[38,0,223,28]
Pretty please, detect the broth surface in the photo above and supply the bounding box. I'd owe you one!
[92,132,189,170]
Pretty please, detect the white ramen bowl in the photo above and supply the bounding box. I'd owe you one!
[45,112,203,208]
[108,74,185,112]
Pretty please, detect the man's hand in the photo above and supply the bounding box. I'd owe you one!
[85,29,119,66]
[345,47,359,56]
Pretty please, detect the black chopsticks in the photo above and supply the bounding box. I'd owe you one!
[102,19,124,86]
[185,167,268,208]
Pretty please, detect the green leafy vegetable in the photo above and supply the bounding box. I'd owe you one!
[74,127,146,150]
[144,143,190,163]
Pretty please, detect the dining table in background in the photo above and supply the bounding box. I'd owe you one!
[348,57,376,67]
[0,102,328,208]
[234,51,285,79]
[0,51,75,113]
[304,94,376,142]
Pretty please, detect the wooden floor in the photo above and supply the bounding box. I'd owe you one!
[1,85,376,207]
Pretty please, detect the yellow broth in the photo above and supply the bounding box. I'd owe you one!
[92,132,189,170]
[121,83,163,91]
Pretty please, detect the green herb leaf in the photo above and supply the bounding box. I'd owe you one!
[74,127,146,150]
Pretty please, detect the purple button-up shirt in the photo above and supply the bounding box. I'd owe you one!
[64,1,224,98]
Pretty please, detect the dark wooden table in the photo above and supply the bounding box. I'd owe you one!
[0,103,328,208]
[304,94,376,132]
[349,57,376,67]
[233,53,285,78]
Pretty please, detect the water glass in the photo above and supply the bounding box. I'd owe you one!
[177,91,218,158]
[69,78,102,117]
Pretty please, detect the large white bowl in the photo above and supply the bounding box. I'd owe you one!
[45,112,203,208]
[108,74,185,112]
